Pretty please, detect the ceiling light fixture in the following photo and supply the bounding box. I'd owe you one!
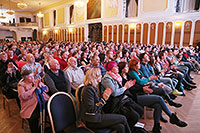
[37,3,44,18]
[0,4,6,19]
[6,0,15,15]
[17,0,27,9]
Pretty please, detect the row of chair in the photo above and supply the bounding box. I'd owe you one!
[47,85,113,133]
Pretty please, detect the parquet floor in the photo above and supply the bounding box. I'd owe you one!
[0,73,200,133]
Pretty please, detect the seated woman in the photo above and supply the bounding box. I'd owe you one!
[18,70,49,133]
[1,60,21,108]
[128,57,182,108]
[149,55,184,96]
[101,61,145,132]
[127,59,187,133]
[80,68,131,133]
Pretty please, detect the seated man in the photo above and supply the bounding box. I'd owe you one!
[21,53,42,79]
[65,57,84,95]
[85,55,107,76]
[44,59,71,96]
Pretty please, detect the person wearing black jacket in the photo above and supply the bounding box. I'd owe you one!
[81,68,131,133]
[1,59,21,109]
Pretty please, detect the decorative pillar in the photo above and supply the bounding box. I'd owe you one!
[134,24,137,44]
[171,22,175,47]
[190,20,195,46]
[117,25,119,43]
[179,21,185,47]
[128,24,130,43]
[162,22,166,45]
[140,23,143,44]
[147,23,151,45]
[122,24,124,43]
[155,23,158,45]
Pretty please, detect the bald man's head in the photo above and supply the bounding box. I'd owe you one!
[68,57,77,68]
[49,59,60,72]
[26,54,35,64]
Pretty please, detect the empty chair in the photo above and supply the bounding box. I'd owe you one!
[47,92,91,133]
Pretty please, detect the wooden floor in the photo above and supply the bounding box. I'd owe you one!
[0,73,200,133]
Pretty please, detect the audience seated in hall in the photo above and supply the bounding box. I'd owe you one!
[2,40,200,133]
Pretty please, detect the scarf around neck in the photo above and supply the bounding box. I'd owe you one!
[107,71,122,84]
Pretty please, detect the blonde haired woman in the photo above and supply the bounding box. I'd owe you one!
[80,68,131,133]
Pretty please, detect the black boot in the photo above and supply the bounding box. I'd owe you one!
[168,100,182,108]
[160,115,168,123]
[152,123,162,133]
[170,113,187,127]
[169,93,177,100]
[188,80,196,85]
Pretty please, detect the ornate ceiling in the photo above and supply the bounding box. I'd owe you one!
[0,0,64,12]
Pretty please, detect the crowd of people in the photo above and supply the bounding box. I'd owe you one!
[1,40,200,133]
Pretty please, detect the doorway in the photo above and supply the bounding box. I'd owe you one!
[88,23,102,42]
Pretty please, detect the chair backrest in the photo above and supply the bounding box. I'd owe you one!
[75,84,84,110]
[47,92,78,133]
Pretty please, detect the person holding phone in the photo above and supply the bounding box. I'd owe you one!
[1,60,21,108]
[81,68,131,133]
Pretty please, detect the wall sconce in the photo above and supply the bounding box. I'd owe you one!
[136,24,140,29]
[69,28,73,33]
[167,23,171,29]
[175,21,182,28]
[43,30,47,35]
[186,22,190,29]
[129,23,136,29]
[55,29,58,33]
[151,24,155,29]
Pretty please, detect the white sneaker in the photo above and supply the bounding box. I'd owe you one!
[198,71,200,75]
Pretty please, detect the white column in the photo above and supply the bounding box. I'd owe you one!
[155,23,158,45]
[147,23,151,45]
[190,20,195,46]
[112,25,114,41]
[81,27,82,42]
[75,28,77,42]
[122,24,124,43]
[85,25,88,42]
[134,24,137,44]
[71,28,74,42]
[171,22,175,47]
[162,22,166,45]
[102,24,104,41]
[128,24,130,43]
[117,25,119,43]
[180,21,185,47]
[140,23,143,44]
[107,25,109,42]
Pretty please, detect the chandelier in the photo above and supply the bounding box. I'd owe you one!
[0,13,6,19]
[0,4,6,19]
[74,0,89,8]
[37,3,44,18]
[6,0,15,15]
[37,11,44,18]
[17,1,27,9]
[6,9,15,15]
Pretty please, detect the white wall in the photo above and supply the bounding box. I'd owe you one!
[15,13,35,23]
[14,29,33,41]
[0,31,14,40]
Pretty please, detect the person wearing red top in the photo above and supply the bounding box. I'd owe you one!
[7,49,19,62]
[55,51,68,70]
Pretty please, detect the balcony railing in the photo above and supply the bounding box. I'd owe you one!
[0,22,38,27]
